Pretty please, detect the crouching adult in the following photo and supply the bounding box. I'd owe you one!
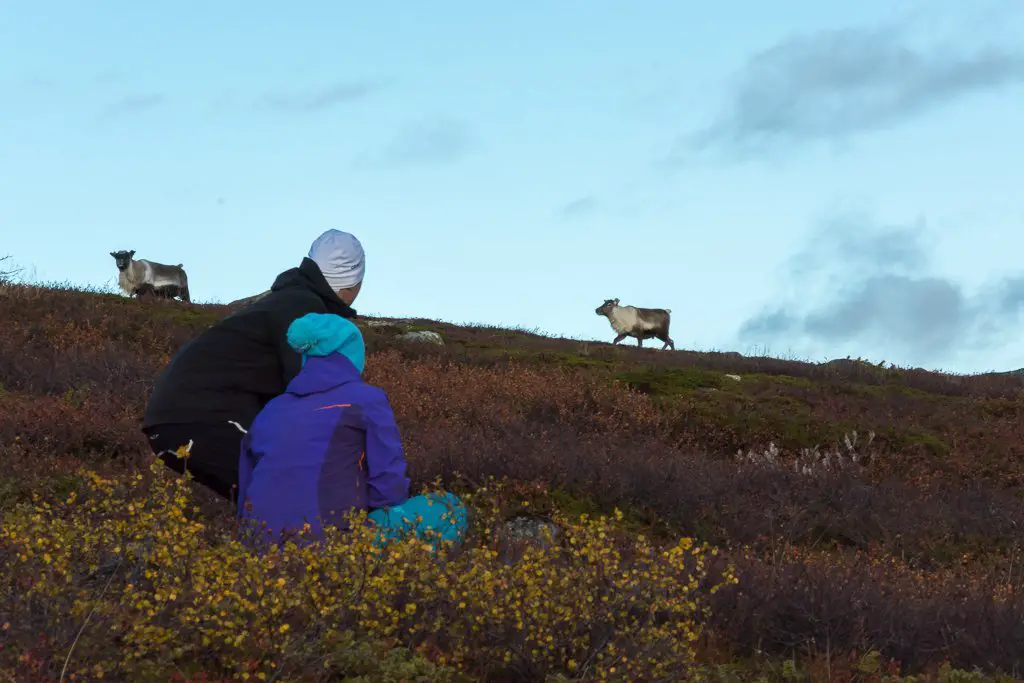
[142,229,366,501]
[236,312,468,548]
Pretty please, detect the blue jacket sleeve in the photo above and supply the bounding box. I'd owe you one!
[361,388,411,510]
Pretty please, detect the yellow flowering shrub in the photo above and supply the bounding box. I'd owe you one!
[0,461,735,682]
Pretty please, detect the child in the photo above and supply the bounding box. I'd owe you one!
[236,312,467,547]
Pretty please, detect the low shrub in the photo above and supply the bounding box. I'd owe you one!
[6,283,1024,678]
[0,461,735,682]
[711,545,1024,675]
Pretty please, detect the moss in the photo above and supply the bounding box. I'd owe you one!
[687,391,854,451]
[903,431,951,457]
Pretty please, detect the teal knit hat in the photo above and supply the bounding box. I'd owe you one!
[286,313,365,373]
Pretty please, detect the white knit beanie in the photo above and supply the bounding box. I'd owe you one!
[307,230,365,291]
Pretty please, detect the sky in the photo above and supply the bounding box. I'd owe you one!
[2,0,1024,374]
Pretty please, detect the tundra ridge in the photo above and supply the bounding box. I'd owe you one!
[2,280,1024,682]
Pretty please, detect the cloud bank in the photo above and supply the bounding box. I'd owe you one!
[736,212,1024,366]
[355,116,473,168]
[556,196,599,219]
[257,81,381,112]
[97,93,166,121]
[671,23,1024,162]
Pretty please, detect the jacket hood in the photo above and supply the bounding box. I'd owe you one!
[285,353,363,397]
[271,257,358,318]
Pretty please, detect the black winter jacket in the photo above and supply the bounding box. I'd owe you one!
[142,257,357,430]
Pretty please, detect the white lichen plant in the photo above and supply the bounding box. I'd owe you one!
[735,430,876,477]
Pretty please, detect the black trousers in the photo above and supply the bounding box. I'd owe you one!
[143,422,244,501]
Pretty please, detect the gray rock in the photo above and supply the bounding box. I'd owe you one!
[497,515,560,564]
[503,516,560,545]
[228,290,271,308]
[398,330,444,346]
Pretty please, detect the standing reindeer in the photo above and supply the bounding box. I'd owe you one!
[110,250,191,302]
[595,298,675,350]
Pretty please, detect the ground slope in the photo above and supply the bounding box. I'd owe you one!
[2,283,1023,681]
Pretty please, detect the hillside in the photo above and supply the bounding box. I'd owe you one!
[2,282,1024,682]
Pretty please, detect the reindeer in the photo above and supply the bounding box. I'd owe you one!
[110,250,191,302]
[595,298,675,350]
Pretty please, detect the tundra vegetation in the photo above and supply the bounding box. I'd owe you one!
[2,281,1024,681]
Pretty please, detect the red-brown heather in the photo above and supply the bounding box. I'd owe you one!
[2,282,1024,681]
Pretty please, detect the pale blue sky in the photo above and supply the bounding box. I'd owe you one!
[3,1,1023,373]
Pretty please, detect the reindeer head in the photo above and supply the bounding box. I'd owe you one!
[110,250,136,272]
[594,298,620,317]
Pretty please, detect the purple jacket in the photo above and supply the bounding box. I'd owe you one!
[236,352,410,542]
